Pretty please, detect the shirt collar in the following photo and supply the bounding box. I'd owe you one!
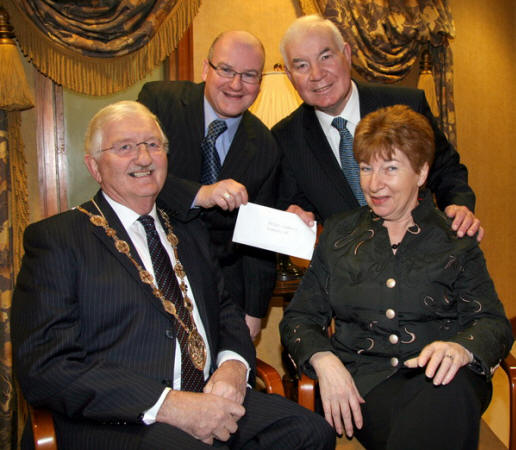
[102,191,158,230]
[203,96,242,141]
[315,81,361,134]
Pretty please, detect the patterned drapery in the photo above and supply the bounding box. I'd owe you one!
[0,109,29,450]
[1,0,201,95]
[299,0,457,146]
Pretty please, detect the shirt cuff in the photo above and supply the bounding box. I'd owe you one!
[141,387,171,425]
[217,350,251,383]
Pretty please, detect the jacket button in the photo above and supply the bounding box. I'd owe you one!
[386,309,396,319]
[386,278,396,288]
[389,334,399,344]
[165,329,175,339]
[390,357,399,367]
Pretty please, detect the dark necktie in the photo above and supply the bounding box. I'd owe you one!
[200,119,227,185]
[138,215,204,392]
[331,117,367,206]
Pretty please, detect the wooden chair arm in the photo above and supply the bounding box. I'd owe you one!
[501,352,516,450]
[256,358,285,396]
[298,373,316,411]
[29,405,57,450]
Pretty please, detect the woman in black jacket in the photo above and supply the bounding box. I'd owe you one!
[280,105,513,450]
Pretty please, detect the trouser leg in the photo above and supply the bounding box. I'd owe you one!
[229,389,336,450]
[355,368,491,450]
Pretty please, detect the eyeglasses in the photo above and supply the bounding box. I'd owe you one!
[99,139,168,157]
[208,61,262,85]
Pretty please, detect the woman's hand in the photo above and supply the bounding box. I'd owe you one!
[404,341,473,385]
[310,351,365,438]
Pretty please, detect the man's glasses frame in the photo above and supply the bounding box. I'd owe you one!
[208,61,262,85]
[99,140,168,157]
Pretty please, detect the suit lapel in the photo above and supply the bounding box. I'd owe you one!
[82,191,171,319]
[173,83,205,179]
[302,105,358,204]
[219,111,256,179]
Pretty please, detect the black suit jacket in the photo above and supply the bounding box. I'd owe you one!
[12,191,255,448]
[138,81,279,317]
[272,82,475,223]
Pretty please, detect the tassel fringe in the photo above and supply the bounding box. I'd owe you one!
[2,0,201,96]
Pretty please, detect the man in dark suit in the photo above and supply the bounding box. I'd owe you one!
[11,101,335,450]
[273,15,484,240]
[138,31,278,340]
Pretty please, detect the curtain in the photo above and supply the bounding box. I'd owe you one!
[0,110,28,450]
[299,0,457,146]
[1,0,201,95]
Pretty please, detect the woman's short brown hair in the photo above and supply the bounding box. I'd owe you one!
[353,104,435,173]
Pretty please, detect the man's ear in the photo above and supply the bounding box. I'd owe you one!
[84,154,102,184]
[285,67,294,84]
[342,42,352,63]
[201,59,209,81]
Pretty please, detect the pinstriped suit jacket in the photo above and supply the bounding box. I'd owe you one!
[12,191,255,447]
[138,81,279,318]
[272,82,476,224]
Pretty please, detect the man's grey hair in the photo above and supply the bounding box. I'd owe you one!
[280,15,346,69]
[84,100,167,158]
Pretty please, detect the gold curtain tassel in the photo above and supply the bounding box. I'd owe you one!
[0,7,34,111]
[417,48,439,117]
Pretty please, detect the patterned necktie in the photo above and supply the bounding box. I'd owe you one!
[200,119,227,185]
[331,117,367,206]
[138,215,204,392]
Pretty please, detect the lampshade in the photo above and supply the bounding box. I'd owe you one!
[249,71,302,129]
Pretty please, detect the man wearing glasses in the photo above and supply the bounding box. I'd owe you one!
[138,31,278,340]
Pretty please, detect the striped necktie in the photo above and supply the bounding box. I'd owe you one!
[331,117,367,206]
[138,215,205,392]
[200,119,227,185]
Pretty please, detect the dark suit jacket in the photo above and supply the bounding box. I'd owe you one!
[12,191,255,449]
[138,81,279,318]
[272,82,475,223]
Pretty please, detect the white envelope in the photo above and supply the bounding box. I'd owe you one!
[232,202,317,260]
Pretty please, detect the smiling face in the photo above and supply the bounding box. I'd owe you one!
[202,31,264,119]
[84,113,168,215]
[360,149,429,223]
[284,26,353,116]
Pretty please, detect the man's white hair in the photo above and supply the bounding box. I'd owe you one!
[280,15,346,69]
[84,100,167,158]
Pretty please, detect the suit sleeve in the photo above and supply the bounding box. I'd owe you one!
[240,132,279,318]
[138,82,202,221]
[272,123,319,215]
[415,92,476,212]
[11,220,167,423]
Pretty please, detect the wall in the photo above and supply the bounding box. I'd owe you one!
[450,0,515,445]
[192,0,301,81]
[449,0,515,318]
